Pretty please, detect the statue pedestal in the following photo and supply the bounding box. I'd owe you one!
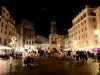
[49,33,59,51]
[49,44,59,51]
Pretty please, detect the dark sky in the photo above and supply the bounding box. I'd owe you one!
[1,0,100,37]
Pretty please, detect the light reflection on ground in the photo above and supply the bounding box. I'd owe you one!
[0,59,16,75]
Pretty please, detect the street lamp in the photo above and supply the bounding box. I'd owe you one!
[84,42,86,45]
[84,41,87,48]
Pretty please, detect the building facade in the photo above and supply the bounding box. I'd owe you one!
[94,6,100,47]
[16,19,35,52]
[64,35,69,49]
[68,5,97,50]
[0,6,17,49]
[58,35,65,49]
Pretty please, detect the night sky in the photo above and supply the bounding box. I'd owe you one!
[0,0,100,37]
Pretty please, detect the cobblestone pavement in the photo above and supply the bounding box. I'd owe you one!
[0,57,99,75]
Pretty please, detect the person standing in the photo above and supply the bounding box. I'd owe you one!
[9,50,14,65]
[94,51,97,62]
[15,50,20,65]
[23,49,29,66]
[71,50,76,59]
[76,50,79,62]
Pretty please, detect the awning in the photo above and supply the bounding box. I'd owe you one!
[0,45,11,50]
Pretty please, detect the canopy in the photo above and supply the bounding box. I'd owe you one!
[93,48,100,51]
[0,45,11,50]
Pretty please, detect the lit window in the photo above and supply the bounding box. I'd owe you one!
[95,40,98,44]
[94,25,96,29]
[93,18,95,22]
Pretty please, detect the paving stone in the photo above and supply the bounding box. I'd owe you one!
[0,58,99,75]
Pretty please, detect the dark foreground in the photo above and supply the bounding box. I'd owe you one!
[0,57,99,75]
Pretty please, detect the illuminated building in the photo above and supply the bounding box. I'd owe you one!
[58,35,65,49]
[0,6,16,49]
[64,35,69,49]
[68,5,97,49]
[16,19,35,52]
[93,6,100,47]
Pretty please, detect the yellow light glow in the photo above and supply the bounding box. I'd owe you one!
[95,30,100,35]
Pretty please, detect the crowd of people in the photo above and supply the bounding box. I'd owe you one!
[22,48,65,66]
[67,49,100,64]
[1,48,100,66]
[0,47,65,66]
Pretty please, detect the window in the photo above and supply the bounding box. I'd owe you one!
[4,39,6,45]
[29,36,31,39]
[85,27,87,30]
[93,18,95,22]
[95,40,98,44]
[76,26,77,29]
[1,22,3,27]
[82,28,83,32]
[72,34,73,37]
[94,25,96,29]
[1,29,2,33]
[7,13,8,16]
[84,13,86,17]
[2,9,5,13]
[23,40,25,43]
[5,25,7,29]
[91,12,96,16]
[9,39,11,43]
[9,31,11,35]
[84,20,86,24]
[81,22,83,26]
[78,24,80,28]
[79,36,80,40]
[78,19,80,22]
[5,31,6,34]
[76,32,77,35]
[26,41,28,44]
[29,41,31,44]
[86,34,87,38]
[32,41,34,44]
